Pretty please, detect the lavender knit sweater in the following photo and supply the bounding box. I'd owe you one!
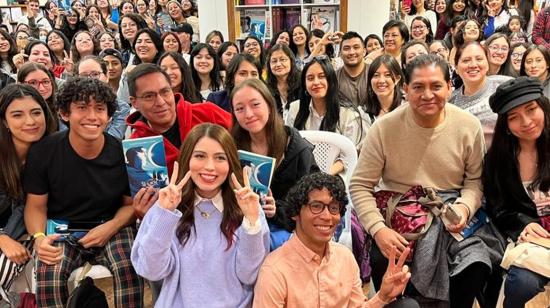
[131,201,270,308]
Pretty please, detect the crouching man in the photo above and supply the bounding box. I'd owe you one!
[253,172,419,308]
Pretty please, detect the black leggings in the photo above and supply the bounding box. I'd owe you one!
[370,243,490,308]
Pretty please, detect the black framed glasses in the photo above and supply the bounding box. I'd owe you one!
[306,200,342,215]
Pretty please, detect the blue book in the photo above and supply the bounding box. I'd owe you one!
[460,208,489,238]
[238,150,276,203]
[122,136,169,197]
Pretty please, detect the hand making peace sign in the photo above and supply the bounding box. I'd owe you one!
[378,246,412,303]
[158,161,191,211]
[231,168,260,225]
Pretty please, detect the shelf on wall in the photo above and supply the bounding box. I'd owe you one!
[227,0,347,42]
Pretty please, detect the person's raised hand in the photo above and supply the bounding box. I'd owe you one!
[13,50,27,71]
[61,50,73,72]
[378,246,412,303]
[34,234,63,265]
[262,189,276,218]
[373,227,409,258]
[158,161,191,211]
[231,167,260,225]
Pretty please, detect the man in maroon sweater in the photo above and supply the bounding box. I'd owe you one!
[126,63,232,217]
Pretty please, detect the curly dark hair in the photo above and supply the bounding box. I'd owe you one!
[57,77,117,117]
[285,172,348,219]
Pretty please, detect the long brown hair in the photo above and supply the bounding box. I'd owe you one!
[0,84,56,200]
[230,78,287,164]
[175,123,244,249]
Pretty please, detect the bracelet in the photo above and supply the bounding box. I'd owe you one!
[32,232,46,239]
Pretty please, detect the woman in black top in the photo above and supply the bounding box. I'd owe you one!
[484,76,550,307]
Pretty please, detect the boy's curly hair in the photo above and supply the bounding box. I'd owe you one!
[285,172,348,218]
[56,77,117,117]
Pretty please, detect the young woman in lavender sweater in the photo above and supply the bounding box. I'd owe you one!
[131,123,270,307]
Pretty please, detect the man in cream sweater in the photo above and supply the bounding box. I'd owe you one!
[350,54,495,307]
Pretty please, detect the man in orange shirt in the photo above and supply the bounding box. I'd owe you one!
[253,172,419,308]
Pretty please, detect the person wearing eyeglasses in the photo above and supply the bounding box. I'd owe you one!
[23,77,144,307]
[16,62,59,130]
[254,172,419,308]
[409,16,434,44]
[506,42,528,77]
[265,44,301,118]
[74,55,130,140]
[126,63,231,218]
[485,33,512,76]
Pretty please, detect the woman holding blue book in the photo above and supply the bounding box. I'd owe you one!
[131,123,269,307]
[230,78,319,250]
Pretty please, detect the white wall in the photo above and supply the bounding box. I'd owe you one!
[347,0,390,38]
[197,0,229,42]
[198,0,390,42]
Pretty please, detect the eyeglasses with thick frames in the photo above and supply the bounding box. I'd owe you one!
[25,79,52,87]
[306,200,342,215]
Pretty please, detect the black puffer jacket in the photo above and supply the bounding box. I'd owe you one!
[269,126,319,231]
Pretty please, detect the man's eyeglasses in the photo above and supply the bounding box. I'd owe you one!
[135,88,173,102]
[79,71,103,79]
[306,201,342,215]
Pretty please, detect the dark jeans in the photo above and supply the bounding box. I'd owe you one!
[370,242,489,308]
[503,266,549,308]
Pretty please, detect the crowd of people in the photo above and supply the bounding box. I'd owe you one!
[0,0,549,307]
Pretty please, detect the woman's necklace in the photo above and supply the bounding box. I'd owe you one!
[196,203,216,219]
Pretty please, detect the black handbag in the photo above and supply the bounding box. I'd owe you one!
[65,264,108,308]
